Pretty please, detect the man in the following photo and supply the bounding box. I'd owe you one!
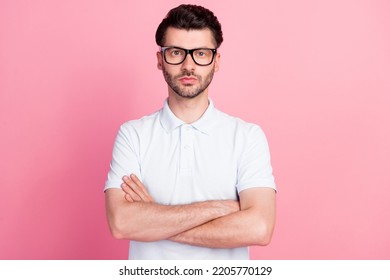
[104,4,276,260]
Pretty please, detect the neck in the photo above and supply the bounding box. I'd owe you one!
[167,91,209,124]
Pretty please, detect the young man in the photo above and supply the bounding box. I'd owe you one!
[104,4,276,260]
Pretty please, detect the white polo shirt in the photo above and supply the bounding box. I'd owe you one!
[105,99,276,259]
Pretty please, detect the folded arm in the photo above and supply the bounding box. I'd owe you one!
[169,187,276,248]
[105,175,240,242]
[111,174,276,248]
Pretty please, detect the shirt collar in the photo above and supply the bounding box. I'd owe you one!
[160,99,185,132]
[160,99,217,135]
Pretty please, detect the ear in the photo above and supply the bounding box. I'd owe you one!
[156,51,163,70]
[213,52,221,72]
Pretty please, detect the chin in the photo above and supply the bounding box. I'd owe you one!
[176,90,204,99]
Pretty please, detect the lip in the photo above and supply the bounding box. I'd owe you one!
[179,76,198,83]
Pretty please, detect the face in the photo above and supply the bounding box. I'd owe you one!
[157,27,220,99]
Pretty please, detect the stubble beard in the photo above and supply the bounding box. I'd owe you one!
[162,66,215,99]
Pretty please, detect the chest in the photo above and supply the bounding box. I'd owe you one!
[139,127,240,204]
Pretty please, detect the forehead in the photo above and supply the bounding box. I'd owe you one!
[164,27,216,49]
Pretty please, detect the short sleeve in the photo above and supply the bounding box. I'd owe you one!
[236,125,276,193]
[104,124,141,192]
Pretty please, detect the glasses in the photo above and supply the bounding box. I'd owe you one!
[161,46,217,66]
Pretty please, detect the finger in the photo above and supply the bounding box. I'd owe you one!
[124,193,134,202]
[129,174,149,193]
[130,174,154,202]
[123,176,147,200]
[121,182,142,202]
[125,175,153,202]
[122,183,141,201]
[122,174,154,203]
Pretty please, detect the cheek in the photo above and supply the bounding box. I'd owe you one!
[162,65,174,77]
[202,66,216,79]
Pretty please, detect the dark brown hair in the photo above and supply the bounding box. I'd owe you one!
[155,4,223,48]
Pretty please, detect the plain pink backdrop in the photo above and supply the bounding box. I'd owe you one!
[1,0,389,259]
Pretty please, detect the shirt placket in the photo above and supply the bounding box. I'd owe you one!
[179,124,194,176]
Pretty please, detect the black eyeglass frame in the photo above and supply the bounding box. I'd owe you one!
[160,46,217,66]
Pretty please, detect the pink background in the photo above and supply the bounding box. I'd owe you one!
[1,0,389,259]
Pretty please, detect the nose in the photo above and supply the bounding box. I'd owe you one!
[180,52,196,72]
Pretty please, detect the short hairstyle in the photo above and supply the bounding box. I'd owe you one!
[155,4,223,48]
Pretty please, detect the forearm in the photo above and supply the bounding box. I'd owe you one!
[106,190,239,242]
[110,176,275,247]
[169,207,275,248]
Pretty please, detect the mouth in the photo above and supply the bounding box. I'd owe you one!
[178,76,198,84]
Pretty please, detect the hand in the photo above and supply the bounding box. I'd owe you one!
[121,174,154,203]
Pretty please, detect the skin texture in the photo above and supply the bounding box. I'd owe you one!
[105,27,276,248]
[115,174,276,248]
[105,182,240,242]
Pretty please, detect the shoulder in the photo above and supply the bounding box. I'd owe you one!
[118,110,161,134]
[215,108,266,138]
[111,110,162,147]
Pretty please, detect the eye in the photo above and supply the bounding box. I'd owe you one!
[194,49,212,58]
[170,49,184,56]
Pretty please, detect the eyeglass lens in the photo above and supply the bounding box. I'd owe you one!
[163,47,215,65]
